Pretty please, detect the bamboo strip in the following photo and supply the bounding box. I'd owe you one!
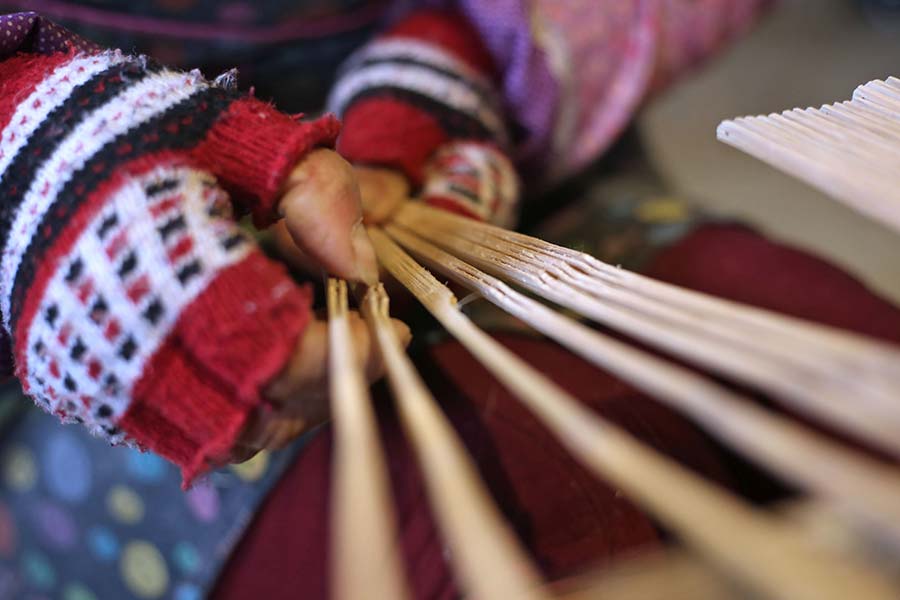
[384,223,900,543]
[551,551,733,600]
[360,284,549,600]
[368,228,898,600]
[393,202,900,399]
[396,202,900,387]
[327,278,410,600]
[392,204,900,455]
[552,500,879,600]
[717,77,900,234]
[396,202,900,376]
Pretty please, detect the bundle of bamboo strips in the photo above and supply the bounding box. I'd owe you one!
[323,200,900,599]
[717,77,900,234]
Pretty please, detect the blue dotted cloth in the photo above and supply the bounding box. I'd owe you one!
[0,383,311,599]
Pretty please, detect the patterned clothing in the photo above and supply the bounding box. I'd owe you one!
[0,381,314,600]
[0,13,341,483]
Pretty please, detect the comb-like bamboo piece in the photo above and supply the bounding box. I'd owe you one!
[383,223,900,543]
[359,284,549,600]
[326,278,410,600]
[368,228,898,600]
[717,76,900,234]
[393,203,900,456]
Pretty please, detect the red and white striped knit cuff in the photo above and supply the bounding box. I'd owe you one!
[328,9,508,185]
[422,142,520,228]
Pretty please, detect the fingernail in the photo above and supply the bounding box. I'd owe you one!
[351,223,379,286]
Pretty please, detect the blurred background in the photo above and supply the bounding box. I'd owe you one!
[640,0,900,302]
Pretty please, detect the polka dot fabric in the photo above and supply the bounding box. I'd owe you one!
[0,384,311,599]
[0,12,98,58]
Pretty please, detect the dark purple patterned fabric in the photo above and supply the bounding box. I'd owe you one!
[0,11,97,58]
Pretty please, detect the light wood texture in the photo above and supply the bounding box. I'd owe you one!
[368,228,898,600]
[384,223,900,544]
[360,284,549,600]
[717,76,900,234]
[327,279,410,600]
[393,203,900,457]
[551,551,733,600]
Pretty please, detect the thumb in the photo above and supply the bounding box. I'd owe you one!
[278,149,379,285]
[264,312,412,405]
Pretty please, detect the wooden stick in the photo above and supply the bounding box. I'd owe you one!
[327,278,410,600]
[360,284,549,600]
[551,499,874,600]
[383,223,900,544]
[368,228,898,600]
[717,77,900,234]
[551,551,734,600]
[392,204,900,456]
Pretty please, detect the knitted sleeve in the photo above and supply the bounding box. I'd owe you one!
[327,9,519,226]
[433,0,774,182]
[0,29,336,484]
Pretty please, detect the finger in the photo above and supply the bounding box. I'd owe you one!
[279,149,379,285]
[355,165,410,225]
[271,219,321,275]
[264,313,412,406]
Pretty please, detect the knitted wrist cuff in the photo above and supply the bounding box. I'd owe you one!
[192,98,341,228]
[422,141,520,227]
[329,9,507,186]
[119,251,313,486]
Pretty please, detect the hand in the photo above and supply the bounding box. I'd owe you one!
[277,149,379,285]
[354,165,410,225]
[231,311,411,461]
[273,164,410,276]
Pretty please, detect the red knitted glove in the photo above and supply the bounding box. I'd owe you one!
[0,45,380,485]
[326,9,521,226]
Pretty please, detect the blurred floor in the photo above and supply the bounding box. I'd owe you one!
[640,0,900,302]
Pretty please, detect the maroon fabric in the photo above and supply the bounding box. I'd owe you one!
[212,223,900,599]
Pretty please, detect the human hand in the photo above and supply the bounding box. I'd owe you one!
[230,311,411,460]
[277,149,380,285]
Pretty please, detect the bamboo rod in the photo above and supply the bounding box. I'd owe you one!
[552,499,879,600]
[392,204,900,456]
[384,223,900,544]
[327,278,410,600]
[360,283,549,600]
[551,551,733,600]
[368,228,898,600]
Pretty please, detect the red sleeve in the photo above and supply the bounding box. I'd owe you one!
[191,100,340,228]
[328,9,508,186]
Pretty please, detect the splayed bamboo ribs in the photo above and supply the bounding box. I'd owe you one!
[363,228,897,600]
[717,76,900,234]
[326,194,900,595]
[393,203,900,455]
[382,222,900,545]
[360,284,549,600]
[326,279,410,600]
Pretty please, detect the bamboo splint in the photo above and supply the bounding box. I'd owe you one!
[367,227,898,600]
[717,77,900,234]
[551,550,733,600]
[359,284,549,600]
[382,223,900,544]
[326,279,410,600]
[393,203,900,456]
